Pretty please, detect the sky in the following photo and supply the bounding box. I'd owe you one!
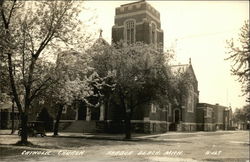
[81,0,249,110]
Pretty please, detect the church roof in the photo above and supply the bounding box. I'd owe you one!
[170,64,189,76]
[92,37,109,47]
[170,60,198,84]
[92,29,110,48]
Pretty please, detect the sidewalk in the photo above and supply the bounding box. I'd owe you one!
[0,129,242,141]
[0,129,156,141]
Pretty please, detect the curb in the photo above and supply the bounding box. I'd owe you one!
[47,135,151,142]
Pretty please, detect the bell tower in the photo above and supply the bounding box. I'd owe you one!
[112,0,164,48]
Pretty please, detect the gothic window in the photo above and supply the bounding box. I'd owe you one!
[187,85,194,112]
[174,109,180,123]
[151,103,157,113]
[205,107,212,118]
[124,20,135,44]
[168,103,172,117]
[62,105,67,114]
[151,22,157,44]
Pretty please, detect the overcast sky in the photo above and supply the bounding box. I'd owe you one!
[81,1,249,110]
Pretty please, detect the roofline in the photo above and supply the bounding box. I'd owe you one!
[121,0,145,7]
[170,64,189,67]
[197,103,228,109]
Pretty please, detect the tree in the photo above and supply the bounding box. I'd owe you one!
[233,105,250,129]
[226,20,250,102]
[92,41,173,139]
[170,64,197,109]
[36,107,53,131]
[0,0,91,144]
[50,50,107,136]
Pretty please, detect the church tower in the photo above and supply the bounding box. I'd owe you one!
[112,0,164,48]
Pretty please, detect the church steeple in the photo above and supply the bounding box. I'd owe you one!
[112,0,164,48]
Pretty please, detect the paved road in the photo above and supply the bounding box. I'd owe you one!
[0,131,249,162]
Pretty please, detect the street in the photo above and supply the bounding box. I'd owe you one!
[0,131,249,162]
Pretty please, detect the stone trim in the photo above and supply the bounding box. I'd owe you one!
[115,10,160,23]
[214,123,224,125]
[131,120,171,124]
[105,119,171,124]
[181,122,197,125]
[113,21,144,28]
[196,123,214,125]
[57,120,75,122]
[113,21,162,33]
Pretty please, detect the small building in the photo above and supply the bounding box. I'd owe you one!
[224,107,233,130]
[0,93,19,129]
[213,104,227,130]
[196,103,233,131]
[196,103,215,131]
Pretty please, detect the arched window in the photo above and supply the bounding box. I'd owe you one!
[187,85,194,112]
[124,20,135,44]
[150,22,157,44]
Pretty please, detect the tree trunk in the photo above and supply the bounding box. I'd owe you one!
[20,112,28,144]
[11,98,15,134]
[124,111,131,139]
[118,88,133,140]
[53,104,64,136]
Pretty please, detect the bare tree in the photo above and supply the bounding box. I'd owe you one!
[226,20,250,102]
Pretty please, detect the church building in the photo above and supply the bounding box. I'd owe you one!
[0,0,234,133]
[58,0,200,133]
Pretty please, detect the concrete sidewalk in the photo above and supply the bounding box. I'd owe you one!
[0,129,155,141]
[0,129,241,141]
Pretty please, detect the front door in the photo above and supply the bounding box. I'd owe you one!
[0,110,9,129]
[78,101,86,120]
[174,109,180,123]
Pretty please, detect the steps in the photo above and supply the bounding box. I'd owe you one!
[62,121,96,133]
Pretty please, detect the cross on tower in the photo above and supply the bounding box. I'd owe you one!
[99,29,103,38]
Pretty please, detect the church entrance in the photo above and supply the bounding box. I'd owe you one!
[174,109,180,123]
[77,101,86,120]
[169,109,181,131]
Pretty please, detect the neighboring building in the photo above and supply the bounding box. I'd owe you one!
[213,104,227,130]
[224,107,233,130]
[197,103,233,131]
[197,103,215,131]
[0,93,19,129]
